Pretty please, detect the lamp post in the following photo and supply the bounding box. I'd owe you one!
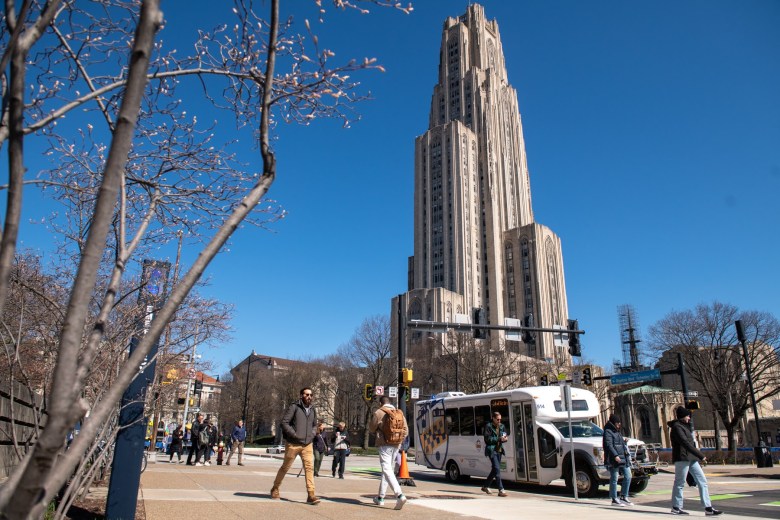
[241,352,273,439]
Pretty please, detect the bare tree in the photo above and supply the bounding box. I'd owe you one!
[0,1,412,516]
[648,301,780,452]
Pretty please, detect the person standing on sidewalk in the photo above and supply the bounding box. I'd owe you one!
[312,423,328,477]
[603,414,633,507]
[481,411,508,497]
[270,387,320,505]
[368,396,409,510]
[331,422,350,479]
[225,419,247,466]
[186,413,205,465]
[668,406,723,516]
[169,425,185,463]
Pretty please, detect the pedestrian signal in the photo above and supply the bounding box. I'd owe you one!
[686,400,700,410]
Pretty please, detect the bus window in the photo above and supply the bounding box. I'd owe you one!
[538,428,557,468]
[445,408,459,436]
[490,399,511,434]
[459,407,475,436]
[475,405,491,436]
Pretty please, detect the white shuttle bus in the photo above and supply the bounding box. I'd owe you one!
[414,386,657,496]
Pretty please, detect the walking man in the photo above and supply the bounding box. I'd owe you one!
[270,387,320,505]
[225,419,246,466]
[481,411,508,496]
[668,406,723,516]
[313,423,328,477]
[331,421,350,478]
[186,413,205,465]
[368,395,409,510]
[603,414,633,506]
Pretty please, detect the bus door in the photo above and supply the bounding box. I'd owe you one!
[511,402,539,483]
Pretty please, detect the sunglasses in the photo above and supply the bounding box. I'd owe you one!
[303,393,313,397]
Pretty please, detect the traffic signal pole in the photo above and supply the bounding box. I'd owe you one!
[397,295,407,415]
[407,319,585,339]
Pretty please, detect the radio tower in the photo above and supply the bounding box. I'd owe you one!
[616,304,645,373]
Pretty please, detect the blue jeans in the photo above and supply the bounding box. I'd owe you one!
[485,451,504,491]
[672,460,711,510]
[608,464,631,500]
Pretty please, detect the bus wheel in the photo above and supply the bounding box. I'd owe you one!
[566,467,598,497]
[445,460,463,482]
[629,478,649,494]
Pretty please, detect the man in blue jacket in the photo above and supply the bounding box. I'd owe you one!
[225,419,247,466]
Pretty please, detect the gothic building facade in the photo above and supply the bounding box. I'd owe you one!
[392,4,570,363]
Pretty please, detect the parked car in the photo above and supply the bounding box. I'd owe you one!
[266,444,285,454]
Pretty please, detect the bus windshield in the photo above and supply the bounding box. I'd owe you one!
[552,420,604,438]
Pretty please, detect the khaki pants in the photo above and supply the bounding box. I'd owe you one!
[226,440,244,464]
[273,443,315,497]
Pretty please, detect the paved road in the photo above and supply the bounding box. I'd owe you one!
[134,451,779,519]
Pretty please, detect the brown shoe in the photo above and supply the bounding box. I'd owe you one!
[498,490,508,497]
[270,487,280,499]
[307,495,321,505]
[480,486,492,495]
[225,462,230,466]
[237,462,244,466]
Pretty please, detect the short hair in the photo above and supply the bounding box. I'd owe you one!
[492,411,502,419]
[379,395,391,405]
[300,387,312,396]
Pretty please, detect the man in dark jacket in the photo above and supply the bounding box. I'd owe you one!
[668,406,723,516]
[186,413,205,465]
[225,419,247,466]
[481,411,509,497]
[603,414,632,506]
[270,387,320,505]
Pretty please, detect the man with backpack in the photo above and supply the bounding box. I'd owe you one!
[369,395,409,510]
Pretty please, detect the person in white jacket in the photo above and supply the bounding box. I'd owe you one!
[368,395,409,510]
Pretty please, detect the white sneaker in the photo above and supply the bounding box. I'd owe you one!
[195,462,203,466]
[372,496,384,506]
[620,497,634,506]
[205,461,211,466]
[395,494,407,510]
[611,499,625,507]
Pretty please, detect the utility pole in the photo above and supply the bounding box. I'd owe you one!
[735,320,772,467]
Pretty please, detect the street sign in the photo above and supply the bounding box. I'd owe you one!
[374,385,385,396]
[553,324,567,348]
[411,387,420,399]
[388,386,397,398]
[572,370,581,386]
[190,407,200,413]
[686,391,698,397]
[188,368,196,379]
[609,368,661,386]
[505,317,522,341]
[557,373,567,386]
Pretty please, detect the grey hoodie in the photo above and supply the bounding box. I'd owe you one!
[280,399,318,445]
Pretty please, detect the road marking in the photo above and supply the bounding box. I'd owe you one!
[761,501,780,507]
[710,494,751,501]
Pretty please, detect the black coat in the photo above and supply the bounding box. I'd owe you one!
[602,421,630,468]
[668,419,705,463]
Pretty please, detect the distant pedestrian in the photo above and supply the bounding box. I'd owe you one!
[331,421,350,479]
[603,414,633,506]
[270,387,320,505]
[313,423,328,477]
[169,425,185,463]
[668,406,723,516]
[368,395,409,510]
[481,411,508,496]
[186,413,205,465]
[203,418,217,465]
[225,419,247,466]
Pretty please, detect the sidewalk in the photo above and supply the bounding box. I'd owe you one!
[135,453,780,520]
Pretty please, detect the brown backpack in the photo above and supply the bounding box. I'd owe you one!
[381,407,405,445]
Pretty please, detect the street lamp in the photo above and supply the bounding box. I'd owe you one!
[241,352,273,425]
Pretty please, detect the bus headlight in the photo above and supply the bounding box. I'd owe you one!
[593,447,603,460]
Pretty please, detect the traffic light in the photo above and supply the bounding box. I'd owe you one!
[402,368,414,384]
[540,374,548,386]
[567,319,581,357]
[404,385,411,402]
[189,397,195,406]
[177,397,186,405]
[522,314,535,344]
[473,308,486,339]
[194,380,203,394]
[582,366,593,386]
[686,400,700,410]
[364,384,374,402]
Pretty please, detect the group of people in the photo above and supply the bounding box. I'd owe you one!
[603,407,723,516]
[164,414,247,467]
[270,388,410,509]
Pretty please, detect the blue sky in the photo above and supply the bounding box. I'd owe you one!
[12,1,780,376]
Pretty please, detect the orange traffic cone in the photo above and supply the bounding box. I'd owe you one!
[398,450,415,486]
